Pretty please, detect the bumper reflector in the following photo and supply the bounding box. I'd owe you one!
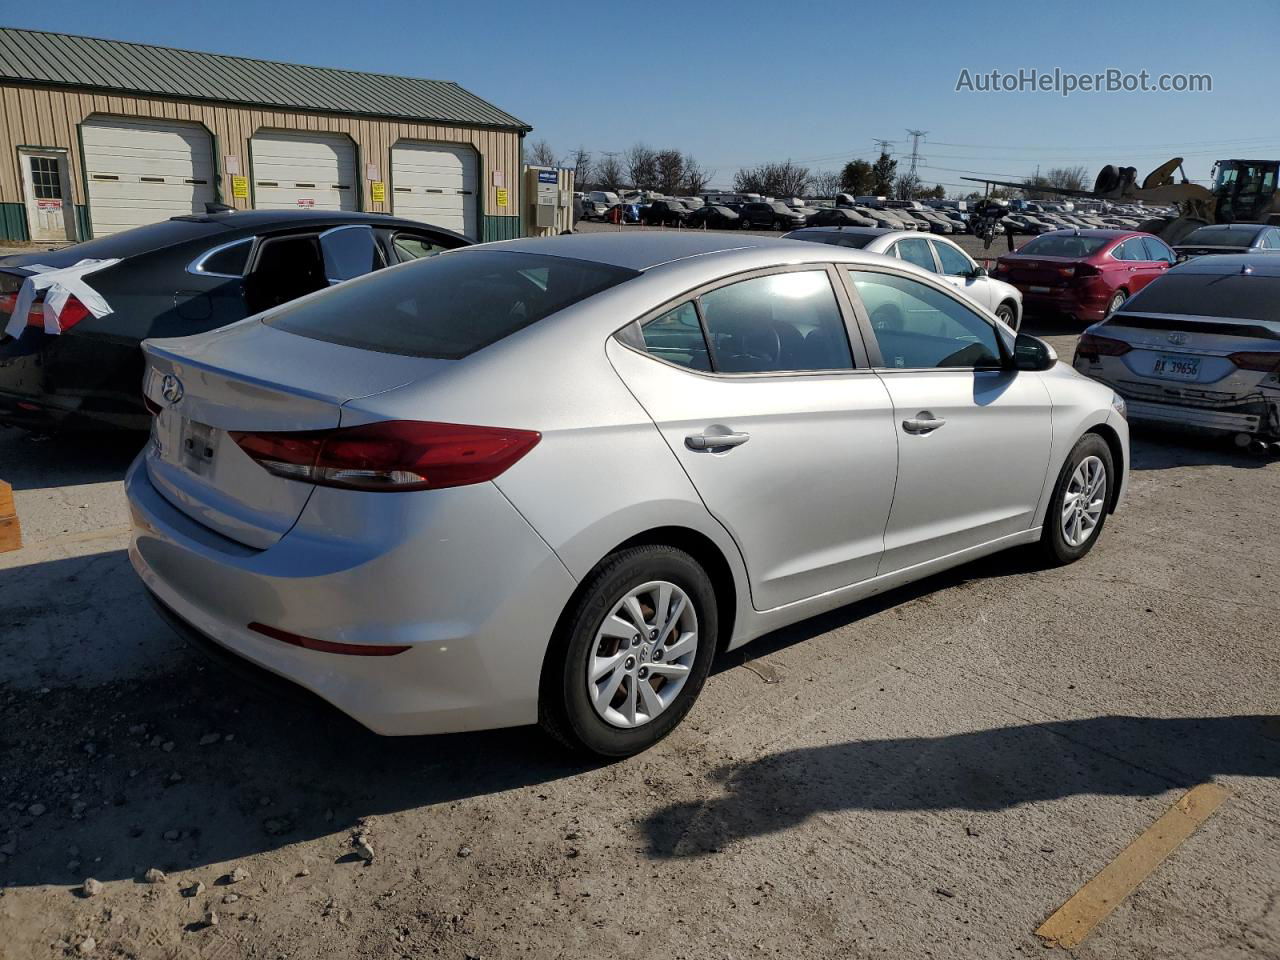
[248,622,410,656]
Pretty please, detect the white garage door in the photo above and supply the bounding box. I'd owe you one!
[250,131,358,212]
[391,142,478,239]
[81,117,215,236]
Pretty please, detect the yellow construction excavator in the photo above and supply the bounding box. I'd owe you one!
[963,157,1280,245]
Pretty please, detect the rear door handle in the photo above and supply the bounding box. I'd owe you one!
[686,431,750,451]
[902,416,946,435]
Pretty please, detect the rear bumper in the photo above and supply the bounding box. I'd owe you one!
[1020,287,1110,322]
[1125,399,1265,435]
[126,454,577,735]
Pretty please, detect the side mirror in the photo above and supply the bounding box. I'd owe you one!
[968,265,988,279]
[1013,332,1057,372]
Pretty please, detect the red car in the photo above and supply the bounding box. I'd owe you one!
[992,229,1177,323]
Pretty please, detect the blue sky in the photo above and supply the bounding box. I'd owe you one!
[6,0,1277,192]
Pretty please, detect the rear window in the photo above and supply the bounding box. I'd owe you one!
[18,217,226,267]
[1180,226,1262,247]
[264,250,638,359]
[1016,235,1109,257]
[1121,273,1280,322]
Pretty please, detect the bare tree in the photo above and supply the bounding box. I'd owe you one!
[811,170,843,197]
[734,160,811,197]
[894,172,921,200]
[594,154,624,192]
[526,139,557,167]
[654,150,685,195]
[681,154,714,195]
[625,144,658,191]
[1047,165,1089,191]
[569,146,592,189]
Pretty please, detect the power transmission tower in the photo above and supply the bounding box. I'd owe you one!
[872,138,895,156]
[905,129,927,178]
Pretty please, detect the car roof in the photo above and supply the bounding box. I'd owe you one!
[1169,254,1280,277]
[1034,228,1138,239]
[788,226,894,237]
[174,209,454,232]
[483,231,914,273]
[1181,223,1266,234]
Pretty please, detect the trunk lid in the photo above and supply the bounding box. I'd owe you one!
[999,255,1086,287]
[142,320,448,549]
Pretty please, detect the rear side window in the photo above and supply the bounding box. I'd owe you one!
[698,271,853,373]
[265,250,637,359]
[1141,236,1175,263]
[194,238,252,277]
[895,238,936,272]
[641,302,711,371]
[1121,274,1280,322]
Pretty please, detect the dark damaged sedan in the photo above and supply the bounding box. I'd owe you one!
[0,210,469,432]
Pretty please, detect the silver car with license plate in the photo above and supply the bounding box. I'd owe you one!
[1073,255,1280,449]
[126,233,1128,757]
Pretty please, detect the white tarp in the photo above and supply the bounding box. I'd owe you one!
[3,259,119,338]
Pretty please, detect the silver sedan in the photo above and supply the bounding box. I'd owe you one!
[126,234,1128,757]
[783,227,1024,329]
[1073,254,1280,450]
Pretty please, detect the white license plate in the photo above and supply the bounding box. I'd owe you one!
[1028,285,1050,294]
[1152,354,1201,381]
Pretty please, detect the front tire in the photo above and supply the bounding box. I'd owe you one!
[539,545,718,757]
[995,301,1019,331]
[1038,433,1113,565]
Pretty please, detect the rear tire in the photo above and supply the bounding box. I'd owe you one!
[1106,289,1128,316]
[1038,433,1114,566]
[539,545,718,758]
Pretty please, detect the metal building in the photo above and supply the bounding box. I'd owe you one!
[0,27,530,243]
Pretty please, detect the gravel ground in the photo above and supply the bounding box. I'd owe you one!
[0,230,1278,959]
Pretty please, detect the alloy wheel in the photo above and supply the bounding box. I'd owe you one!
[1061,455,1107,547]
[587,580,698,729]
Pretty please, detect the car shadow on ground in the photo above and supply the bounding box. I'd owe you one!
[0,540,1051,888]
[641,714,1280,858]
[0,426,144,490]
[1130,427,1278,471]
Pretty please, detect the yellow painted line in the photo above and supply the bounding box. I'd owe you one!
[1036,782,1230,949]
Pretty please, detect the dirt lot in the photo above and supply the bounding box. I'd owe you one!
[1,234,1278,959]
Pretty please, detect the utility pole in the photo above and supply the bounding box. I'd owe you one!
[905,129,927,178]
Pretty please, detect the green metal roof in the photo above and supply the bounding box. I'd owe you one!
[0,27,531,131]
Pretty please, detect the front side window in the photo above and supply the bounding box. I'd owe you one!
[848,270,1002,369]
[1141,236,1176,263]
[894,237,937,272]
[932,240,974,276]
[698,271,854,373]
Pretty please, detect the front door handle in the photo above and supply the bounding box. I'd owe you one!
[686,431,750,451]
[902,416,946,435]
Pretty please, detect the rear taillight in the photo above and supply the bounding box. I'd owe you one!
[1075,333,1132,361]
[229,420,541,492]
[0,292,90,331]
[1228,351,1280,373]
[1074,263,1102,278]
